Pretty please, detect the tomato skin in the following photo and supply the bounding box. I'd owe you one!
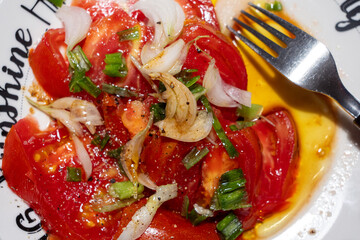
[251,109,298,215]
[2,117,127,240]
[176,0,219,29]
[29,29,71,98]
[140,135,203,212]
[181,22,248,91]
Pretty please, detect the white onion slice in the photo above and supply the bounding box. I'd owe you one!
[194,203,214,217]
[142,39,186,75]
[203,60,251,108]
[120,113,154,182]
[131,0,185,62]
[138,173,157,190]
[47,108,84,136]
[72,134,93,180]
[27,97,104,136]
[155,111,213,142]
[56,6,92,50]
[215,0,247,35]
[118,183,177,240]
[150,73,197,126]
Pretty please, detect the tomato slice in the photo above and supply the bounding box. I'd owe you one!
[176,0,220,29]
[2,117,127,240]
[251,109,298,216]
[181,22,248,91]
[140,135,204,212]
[29,29,71,98]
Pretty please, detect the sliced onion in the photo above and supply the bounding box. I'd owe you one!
[215,0,247,35]
[194,203,214,217]
[138,173,157,190]
[47,108,84,136]
[155,111,213,142]
[56,6,92,50]
[131,0,185,62]
[203,60,251,108]
[120,113,154,182]
[27,97,103,136]
[118,183,177,240]
[72,134,93,180]
[70,100,103,133]
[150,73,197,125]
[142,39,186,75]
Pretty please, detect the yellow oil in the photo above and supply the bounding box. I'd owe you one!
[211,0,336,238]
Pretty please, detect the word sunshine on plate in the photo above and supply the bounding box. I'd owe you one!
[0,0,58,157]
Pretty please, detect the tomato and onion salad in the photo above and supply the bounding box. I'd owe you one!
[2,0,299,240]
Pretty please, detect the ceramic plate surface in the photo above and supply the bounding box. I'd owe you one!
[0,0,360,239]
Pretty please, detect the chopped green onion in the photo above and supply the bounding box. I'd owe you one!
[103,52,128,78]
[69,70,84,93]
[185,76,200,88]
[107,147,124,161]
[190,83,207,100]
[181,196,190,219]
[189,209,208,226]
[265,1,283,11]
[200,96,239,158]
[91,133,110,150]
[210,169,250,211]
[229,121,256,131]
[67,46,92,72]
[229,125,238,131]
[175,69,200,88]
[109,181,144,200]
[47,0,63,8]
[67,46,101,98]
[107,146,127,176]
[66,167,82,182]
[218,189,247,211]
[182,147,209,170]
[117,26,140,41]
[93,196,141,213]
[102,83,138,97]
[220,169,244,184]
[236,104,263,121]
[150,103,166,122]
[216,213,243,240]
[77,76,102,98]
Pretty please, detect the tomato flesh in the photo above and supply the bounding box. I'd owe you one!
[29,29,71,98]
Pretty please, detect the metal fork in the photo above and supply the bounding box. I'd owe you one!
[228,2,360,126]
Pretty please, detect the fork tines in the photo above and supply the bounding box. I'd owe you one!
[227,2,303,61]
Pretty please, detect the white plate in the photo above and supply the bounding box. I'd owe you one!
[0,0,360,239]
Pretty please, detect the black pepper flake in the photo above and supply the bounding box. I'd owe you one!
[161,129,166,133]
[196,48,201,53]
[158,197,161,201]
[186,102,189,105]
[110,178,116,183]
[156,21,161,24]
[88,176,94,182]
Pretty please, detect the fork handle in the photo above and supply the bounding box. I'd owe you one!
[333,82,360,127]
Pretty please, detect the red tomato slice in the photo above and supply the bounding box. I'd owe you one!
[29,29,71,98]
[181,22,248,91]
[140,135,203,212]
[251,109,298,217]
[71,0,121,22]
[176,0,220,29]
[2,117,127,240]
[117,198,219,240]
